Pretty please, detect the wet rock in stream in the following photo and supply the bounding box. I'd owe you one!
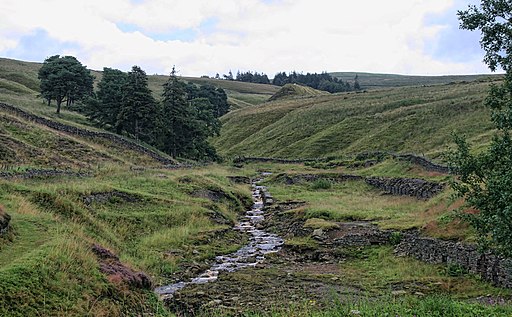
[155,175,284,301]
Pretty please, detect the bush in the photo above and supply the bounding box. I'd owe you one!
[310,179,331,190]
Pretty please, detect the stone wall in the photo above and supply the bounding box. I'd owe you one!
[365,177,445,200]
[394,153,451,174]
[233,152,451,174]
[0,168,89,179]
[395,234,512,288]
[0,102,174,165]
[234,156,317,164]
[278,173,445,200]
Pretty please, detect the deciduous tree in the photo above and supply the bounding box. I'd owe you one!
[38,55,94,114]
[450,0,512,255]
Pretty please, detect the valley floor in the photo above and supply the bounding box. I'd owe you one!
[1,159,512,316]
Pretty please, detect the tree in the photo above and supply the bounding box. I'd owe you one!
[354,74,361,90]
[160,68,220,160]
[117,66,158,143]
[85,68,127,132]
[38,55,94,114]
[449,0,512,255]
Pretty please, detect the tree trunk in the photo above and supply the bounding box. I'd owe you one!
[56,97,62,114]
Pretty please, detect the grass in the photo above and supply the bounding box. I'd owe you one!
[0,164,252,316]
[1,57,512,316]
[330,71,502,90]
[227,295,512,317]
[214,81,495,159]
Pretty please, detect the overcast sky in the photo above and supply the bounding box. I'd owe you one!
[0,0,491,77]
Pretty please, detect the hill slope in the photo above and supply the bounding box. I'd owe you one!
[331,71,500,90]
[213,80,495,159]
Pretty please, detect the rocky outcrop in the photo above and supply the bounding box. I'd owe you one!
[0,102,175,165]
[395,234,512,288]
[92,244,152,289]
[365,177,445,199]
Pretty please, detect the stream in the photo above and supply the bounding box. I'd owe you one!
[154,174,284,298]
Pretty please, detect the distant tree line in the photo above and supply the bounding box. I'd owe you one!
[38,56,227,161]
[212,68,361,93]
[273,71,359,93]
[235,71,271,84]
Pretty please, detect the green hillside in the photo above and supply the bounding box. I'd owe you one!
[331,71,501,90]
[214,80,496,160]
[2,57,512,316]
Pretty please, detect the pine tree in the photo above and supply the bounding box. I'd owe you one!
[117,66,158,143]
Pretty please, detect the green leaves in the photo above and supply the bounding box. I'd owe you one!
[38,55,94,114]
[451,0,512,255]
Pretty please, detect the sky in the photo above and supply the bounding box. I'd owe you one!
[0,0,492,77]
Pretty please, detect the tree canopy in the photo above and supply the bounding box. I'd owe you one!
[84,65,222,161]
[272,71,353,93]
[38,55,94,114]
[450,0,512,255]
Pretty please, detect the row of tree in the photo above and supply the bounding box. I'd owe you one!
[272,71,359,93]
[38,55,227,161]
[212,69,361,93]
[86,66,226,160]
[234,71,271,84]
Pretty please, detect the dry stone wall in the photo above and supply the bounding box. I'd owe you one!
[279,173,444,200]
[365,177,445,200]
[395,234,512,288]
[0,102,174,165]
[394,153,451,174]
[0,168,89,179]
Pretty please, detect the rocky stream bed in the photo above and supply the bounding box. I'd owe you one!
[154,174,512,316]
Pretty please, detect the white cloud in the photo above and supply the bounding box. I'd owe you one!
[0,0,489,76]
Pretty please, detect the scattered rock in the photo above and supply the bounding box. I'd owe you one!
[391,290,408,296]
[312,229,326,240]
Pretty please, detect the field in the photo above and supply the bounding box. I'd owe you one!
[1,57,511,316]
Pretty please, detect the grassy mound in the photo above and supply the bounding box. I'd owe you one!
[268,83,328,102]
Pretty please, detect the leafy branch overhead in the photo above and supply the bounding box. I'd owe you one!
[451,0,512,255]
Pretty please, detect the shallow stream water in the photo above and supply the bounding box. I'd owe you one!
[154,175,284,298]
